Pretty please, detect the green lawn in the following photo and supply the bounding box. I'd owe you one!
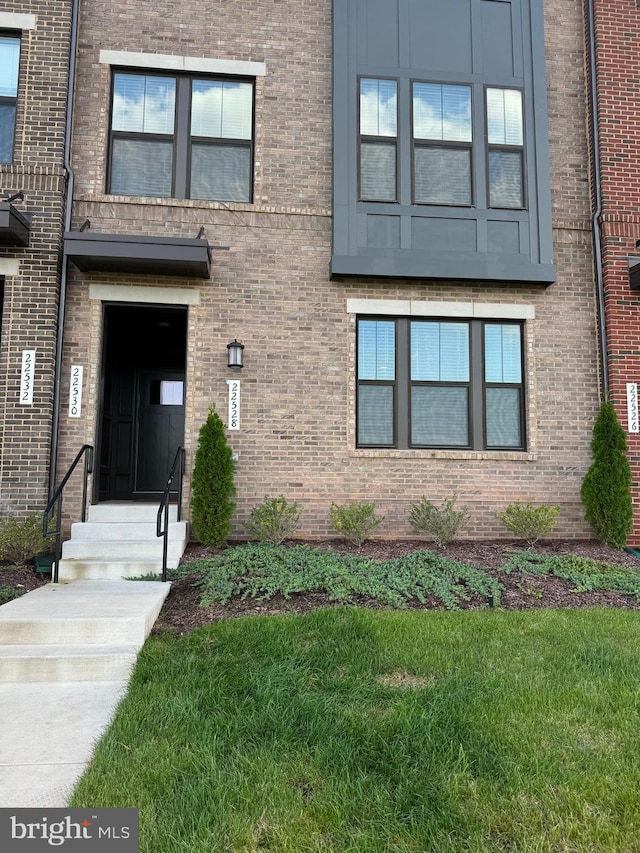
[71,607,640,852]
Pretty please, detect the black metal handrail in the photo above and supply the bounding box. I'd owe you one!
[157,446,185,582]
[43,444,93,584]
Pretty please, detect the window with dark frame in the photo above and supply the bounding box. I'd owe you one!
[0,34,20,164]
[412,82,472,206]
[359,78,398,202]
[108,71,254,202]
[486,87,524,209]
[359,78,526,210]
[357,317,525,450]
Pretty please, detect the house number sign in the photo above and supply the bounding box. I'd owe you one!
[69,365,84,418]
[19,350,35,405]
[627,383,639,433]
[227,379,240,430]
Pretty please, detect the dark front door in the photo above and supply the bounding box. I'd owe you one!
[98,304,187,501]
[135,371,185,493]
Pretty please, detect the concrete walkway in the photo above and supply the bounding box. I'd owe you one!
[0,579,170,807]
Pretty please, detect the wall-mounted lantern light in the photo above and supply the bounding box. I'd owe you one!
[227,339,245,369]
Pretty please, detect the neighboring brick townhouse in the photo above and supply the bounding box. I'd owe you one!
[0,2,74,516]
[0,0,625,543]
[589,0,640,544]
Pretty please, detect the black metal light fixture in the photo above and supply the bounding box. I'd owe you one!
[227,339,245,369]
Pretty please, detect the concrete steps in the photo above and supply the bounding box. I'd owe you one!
[0,580,170,681]
[58,502,188,579]
[0,578,171,807]
[0,644,140,682]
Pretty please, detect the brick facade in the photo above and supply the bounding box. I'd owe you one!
[46,0,599,541]
[0,2,72,516]
[1,1,608,543]
[590,0,640,544]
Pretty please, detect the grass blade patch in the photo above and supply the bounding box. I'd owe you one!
[71,608,640,852]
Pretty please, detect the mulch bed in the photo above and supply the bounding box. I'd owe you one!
[4,539,640,636]
[153,538,640,635]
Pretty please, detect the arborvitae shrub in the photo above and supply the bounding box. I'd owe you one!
[191,406,235,547]
[580,401,633,549]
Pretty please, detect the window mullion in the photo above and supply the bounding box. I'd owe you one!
[470,320,484,450]
[397,317,410,449]
[174,76,191,199]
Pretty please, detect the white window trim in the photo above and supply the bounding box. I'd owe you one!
[0,13,36,30]
[0,259,20,276]
[347,298,535,320]
[99,50,266,78]
[89,284,200,305]
[347,298,537,461]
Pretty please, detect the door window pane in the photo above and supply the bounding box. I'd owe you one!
[360,78,397,137]
[413,83,471,142]
[191,143,251,202]
[358,385,394,446]
[161,381,184,406]
[411,386,469,446]
[110,138,173,197]
[414,146,471,205]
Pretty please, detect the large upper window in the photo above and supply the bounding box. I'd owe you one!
[109,72,254,201]
[0,35,20,164]
[360,79,524,210]
[357,317,525,450]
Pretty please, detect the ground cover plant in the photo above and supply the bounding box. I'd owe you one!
[71,607,640,852]
[190,542,500,610]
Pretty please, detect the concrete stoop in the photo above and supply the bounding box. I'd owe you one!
[0,580,171,679]
[0,578,171,807]
[58,502,188,580]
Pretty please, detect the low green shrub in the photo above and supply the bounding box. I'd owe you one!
[0,584,24,604]
[189,542,500,610]
[0,513,54,565]
[496,502,559,547]
[244,495,301,544]
[329,502,383,547]
[409,496,469,548]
